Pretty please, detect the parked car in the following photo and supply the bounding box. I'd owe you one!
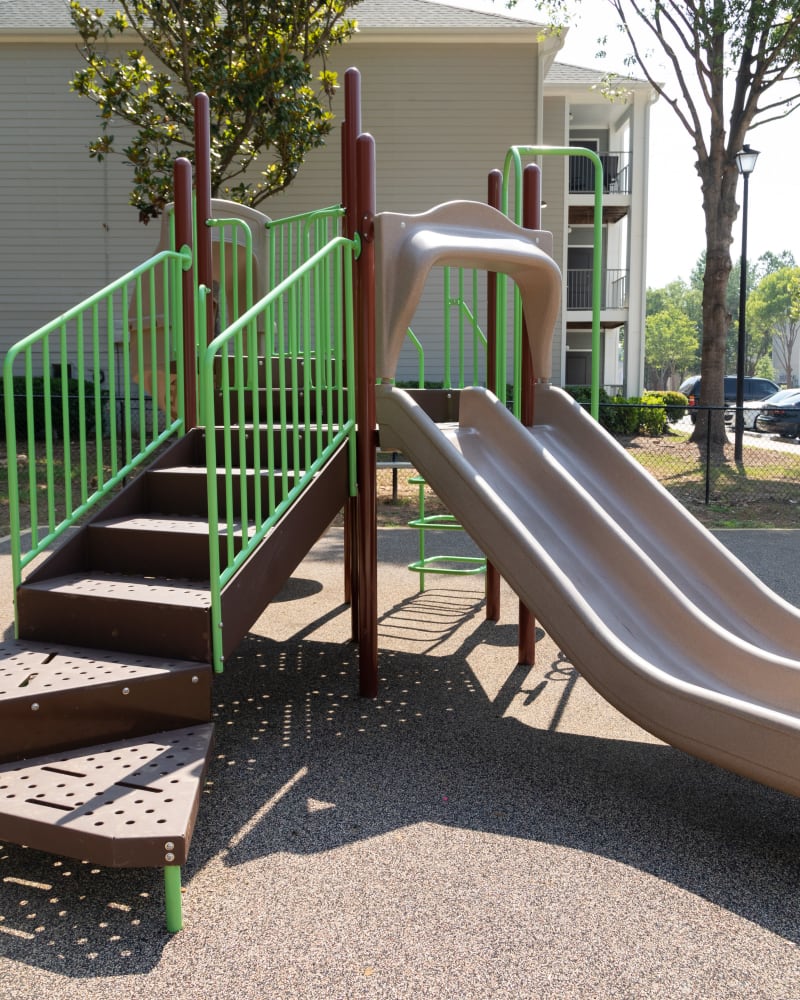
[753,388,800,437]
[741,398,766,429]
[738,388,800,430]
[679,375,781,423]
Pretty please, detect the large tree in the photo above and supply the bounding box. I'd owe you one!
[645,305,700,388]
[689,248,795,372]
[645,279,701,387]
[70,0,360,222]
[530,0,800,449]
[747,265,800,386]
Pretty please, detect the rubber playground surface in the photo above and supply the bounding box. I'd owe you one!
[1,526,800,999]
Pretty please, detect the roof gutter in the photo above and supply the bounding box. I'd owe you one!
[350,25,547,45]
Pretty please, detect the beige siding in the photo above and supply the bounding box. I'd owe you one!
[541,95,568,383]
[0,44,155,363]
[2,39,541,388]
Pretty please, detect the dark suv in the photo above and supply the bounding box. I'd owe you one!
[679,375,780,421]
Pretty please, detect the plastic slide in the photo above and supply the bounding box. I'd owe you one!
[376,381,800,797]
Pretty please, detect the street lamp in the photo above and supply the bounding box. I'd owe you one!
[734,144,760,462]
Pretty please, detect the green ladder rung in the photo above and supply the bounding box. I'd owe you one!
[408,514,464,529]
[408,554,486,576]
[407,473,485,589]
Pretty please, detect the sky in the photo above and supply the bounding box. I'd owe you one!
[437,0,800,288]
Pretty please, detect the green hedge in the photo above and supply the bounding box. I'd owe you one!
[643,390,688,423]
[564,386,670,437]
[0,377,101,441]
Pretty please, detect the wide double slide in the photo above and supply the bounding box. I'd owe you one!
[376,382,800,797]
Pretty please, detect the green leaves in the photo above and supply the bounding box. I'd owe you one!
[69,0,360,221]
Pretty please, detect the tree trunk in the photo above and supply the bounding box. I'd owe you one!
[689,157,740,458]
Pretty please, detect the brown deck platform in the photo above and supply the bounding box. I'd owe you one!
[0,723,214,868]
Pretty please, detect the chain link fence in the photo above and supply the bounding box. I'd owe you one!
[616,404,800,508]
[376,403,800,522]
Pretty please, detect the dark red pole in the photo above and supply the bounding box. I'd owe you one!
[517,163,543,667]
[342,69,362,628]
[484,169,502,622]
[520,163,541,424]
[355,131,378,698]
[342,68,361,243]
[174,157,196,430]
[193,93,214,347]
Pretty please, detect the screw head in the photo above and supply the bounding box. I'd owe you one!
[31,703,40,712]
[165,852,175,863]
[122,687,130,696]
[165,842,175,851]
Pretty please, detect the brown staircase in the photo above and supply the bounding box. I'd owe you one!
[0,400,350,930]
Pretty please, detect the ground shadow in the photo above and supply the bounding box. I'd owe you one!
[2,584,800,977]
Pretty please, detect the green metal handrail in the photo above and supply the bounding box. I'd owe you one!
[3,246,192,598]
[198,234,358,671]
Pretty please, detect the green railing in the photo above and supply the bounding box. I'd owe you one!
[399,267,488,391]
[443,267,488,389]
[3,196,353,660]
[3,246,192,595]
[266,205,344,289]
[205,217,257,334]
[199,234,358,671]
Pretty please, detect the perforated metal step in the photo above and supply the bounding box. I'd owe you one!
[144,466,297,517]
[20,572,211,604]
[87,515,245,578]
[0,724,214,868]
[0,640,212,763]
[17,573,213,660]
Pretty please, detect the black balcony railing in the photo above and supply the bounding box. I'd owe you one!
[569,151,631,195]
[566,268,628,310]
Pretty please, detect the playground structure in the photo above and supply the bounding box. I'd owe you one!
[4,67,800,933]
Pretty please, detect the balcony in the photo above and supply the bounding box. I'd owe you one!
[569,151,631,225]
[566,269,628,311]
[569,151,631,195]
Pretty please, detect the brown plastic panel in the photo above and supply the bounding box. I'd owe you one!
[219,441,350,659]
[402,389,461,424]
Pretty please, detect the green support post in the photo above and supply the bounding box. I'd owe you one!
[164,865,183,933]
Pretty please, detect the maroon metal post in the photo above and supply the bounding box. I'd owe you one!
[342,68,362,243]
[193,93,214,346]
[517,163,543,667]
[520,163,541,423]
[174,157,197,430]
[341,69,362,629]
[484,169,502,622]
[355,131,378,698]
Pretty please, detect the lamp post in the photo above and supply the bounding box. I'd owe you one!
[734,144,760,462]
